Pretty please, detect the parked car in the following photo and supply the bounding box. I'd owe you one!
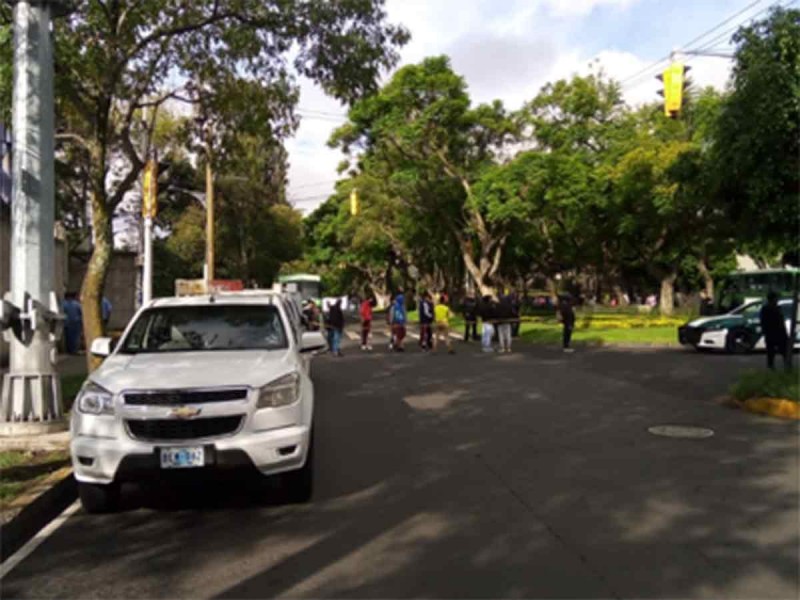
[678,298,800,354]
[70,291,327,513]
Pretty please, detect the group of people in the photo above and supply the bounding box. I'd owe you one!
[313,289,578,357]
[360,289,455,354]
[462,293,519,353]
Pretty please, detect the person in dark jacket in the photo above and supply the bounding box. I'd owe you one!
[495,294,515,353]
[760,291,788,369]
[558,296,576,353]
[462,294,478,341]
[419,292,434,351]
[479,295,496,353]
[328,299,345,357]
[510,292,521,337]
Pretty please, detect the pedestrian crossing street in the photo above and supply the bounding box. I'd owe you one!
[344,328,462,342]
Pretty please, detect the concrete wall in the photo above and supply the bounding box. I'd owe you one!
[68,252,138,332]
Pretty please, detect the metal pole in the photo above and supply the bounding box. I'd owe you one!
[205,138,215,288]
[1,0,64,433]
[142,216,153,304]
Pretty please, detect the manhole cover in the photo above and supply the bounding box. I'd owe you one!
[648,425,714,439]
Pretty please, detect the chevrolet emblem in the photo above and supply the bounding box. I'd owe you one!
[170,405,202,419]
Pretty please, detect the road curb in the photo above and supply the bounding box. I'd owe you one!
[736,397,800,420]
[0,467,77,563]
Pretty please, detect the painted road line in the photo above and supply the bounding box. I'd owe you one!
[345,330,360,341]
[0,501,81,580]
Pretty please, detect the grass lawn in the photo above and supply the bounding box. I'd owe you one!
[447,312,682,347]
[0,449,71,507]
[731,369,800,402]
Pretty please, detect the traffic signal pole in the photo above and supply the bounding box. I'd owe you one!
[0,1,66,434]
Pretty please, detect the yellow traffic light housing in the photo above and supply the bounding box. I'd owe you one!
[656,62,690,118]
[350,188,359,216]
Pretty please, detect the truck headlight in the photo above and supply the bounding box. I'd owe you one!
[76,381,115,415]
[257,373,300,409]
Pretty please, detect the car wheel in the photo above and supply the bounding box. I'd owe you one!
[725,329,753,354]
[78,481,120,514]
[282,432,314,503]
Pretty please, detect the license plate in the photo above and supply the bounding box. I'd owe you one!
[160,447,204,469]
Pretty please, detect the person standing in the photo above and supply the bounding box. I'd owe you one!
[433,294,455,354]
[329,299,345,357]
[496,294,514,353]
[101,296,113,334]
[392,290,407,352]
[62,292,83,355]
[510,292,521,337]
[479,295,496,353]
[419,292,434,351]
[558,296,576,353]
[359,296,373,351]
[759,291,788,369]
[462,294,478,341]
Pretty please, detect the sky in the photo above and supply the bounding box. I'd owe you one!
[285,0,782,214]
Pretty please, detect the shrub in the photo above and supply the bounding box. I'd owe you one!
[731,369,800,403]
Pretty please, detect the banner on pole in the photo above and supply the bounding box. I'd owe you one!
[142,159,158,218]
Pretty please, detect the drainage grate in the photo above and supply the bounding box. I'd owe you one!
[648,425,714,439]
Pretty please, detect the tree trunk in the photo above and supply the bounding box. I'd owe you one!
[545,277,559,302]
[81,188,113,372]
[697,257,714,299]
[459,239,502,298]
[659,273,678,317]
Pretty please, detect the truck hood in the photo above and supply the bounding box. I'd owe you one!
[90,350,295,394]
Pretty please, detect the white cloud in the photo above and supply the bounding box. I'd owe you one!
[542,0,639,18]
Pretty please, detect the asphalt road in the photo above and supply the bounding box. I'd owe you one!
[3,332,798,599]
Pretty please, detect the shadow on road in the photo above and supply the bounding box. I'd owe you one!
[3,344,798,599]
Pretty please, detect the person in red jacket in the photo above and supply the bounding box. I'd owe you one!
[360,297,373,351]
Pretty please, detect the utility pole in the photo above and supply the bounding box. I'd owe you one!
[0,1,68,435]
[204,126,215,289]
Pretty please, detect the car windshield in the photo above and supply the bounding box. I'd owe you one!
[730,302,761,317]
[119,304,287,354]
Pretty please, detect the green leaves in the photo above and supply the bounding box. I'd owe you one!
[714,6,800,255]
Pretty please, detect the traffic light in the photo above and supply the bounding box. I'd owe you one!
[656,62,690,118]
[350,188,359,216]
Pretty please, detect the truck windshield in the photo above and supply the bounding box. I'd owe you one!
[119,305,287,353]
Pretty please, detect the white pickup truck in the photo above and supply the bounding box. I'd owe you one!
[70,292,326,513]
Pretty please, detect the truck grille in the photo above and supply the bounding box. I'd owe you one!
[126,416,243,441]
[124,389,248,406]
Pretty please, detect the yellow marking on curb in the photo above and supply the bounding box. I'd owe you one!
[739,397,800,420]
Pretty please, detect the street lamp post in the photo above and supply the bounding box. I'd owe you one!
[0,0,68,435]
[204,129,215,288]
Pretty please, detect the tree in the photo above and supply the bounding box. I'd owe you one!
[512,73,628,300]
[714,6,800,255]
[608,90,730,315]
[332,56,518,296]
[0,0,408,370]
